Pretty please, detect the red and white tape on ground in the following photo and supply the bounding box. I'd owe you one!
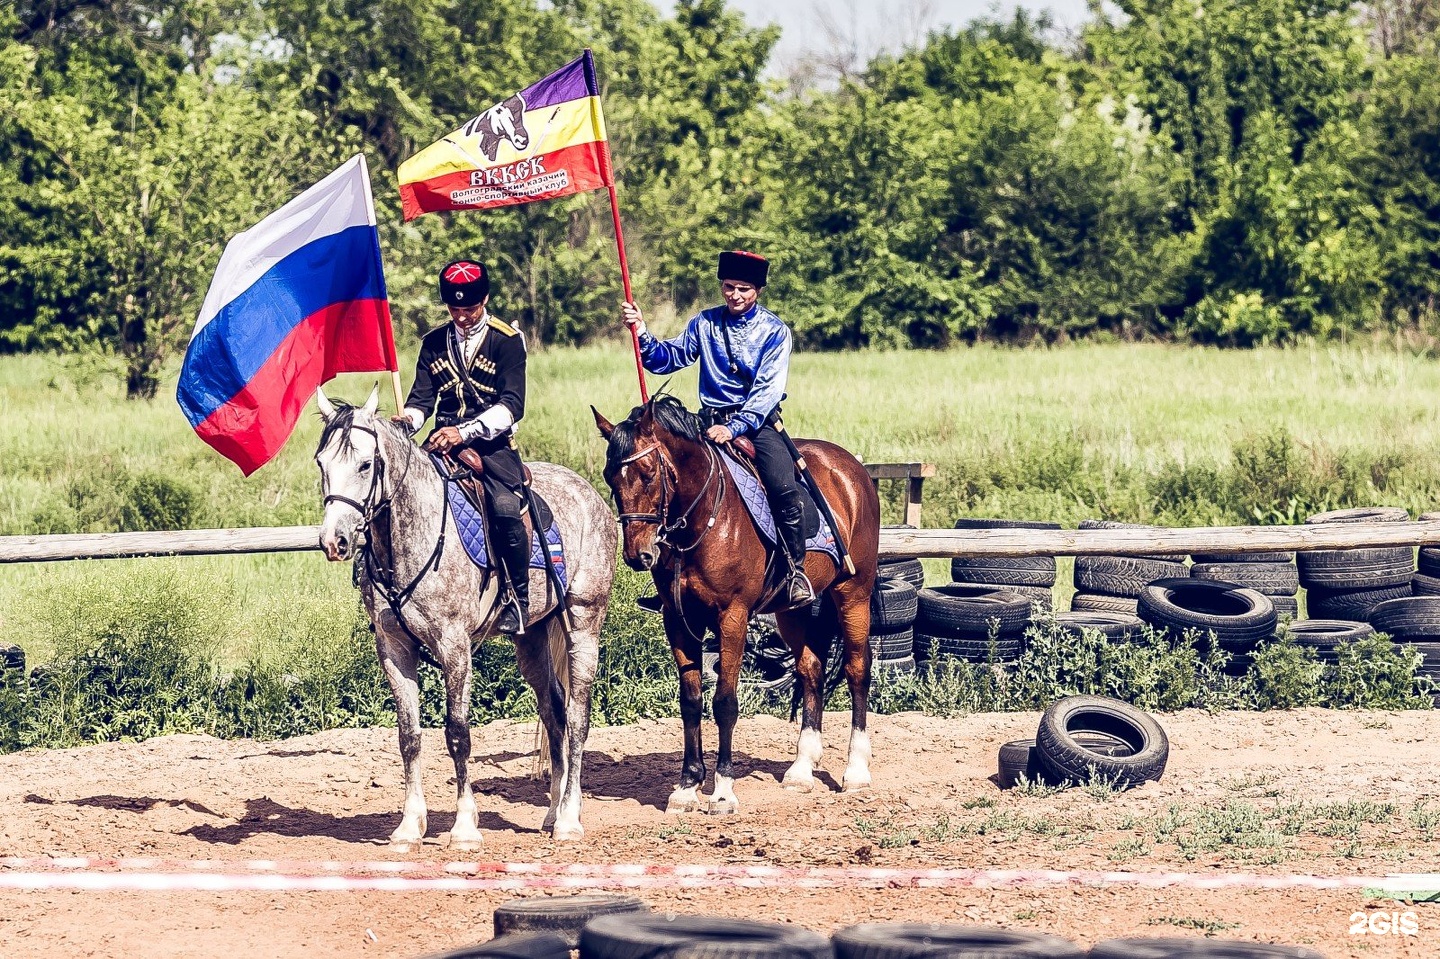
[1,857,1437,894]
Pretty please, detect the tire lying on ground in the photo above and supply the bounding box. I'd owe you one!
[917,585,1033,638]
[1053,611,1144,643]
[493,894,647,948]
[871,626,915,660]
[423,933,572,959]
[1069,592,1140,615]
[1298,507,1414,591]
[1367,596,1440,639]
[950,519,1061,587]
[997,732,1135,790]
[581,914,832,959]
[1034,695,1169,788]
[1088,938,1327,958]
[871,579,919,630]
[1137,578,1277,648]
[832,922,1084,959]
[1306,582,1412,621]
[1283,619,1374,662]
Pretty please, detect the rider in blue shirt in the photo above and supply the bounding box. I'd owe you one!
[622,250,814,608]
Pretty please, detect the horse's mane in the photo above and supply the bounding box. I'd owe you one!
[316,402,412,457]
[604,394,702,473]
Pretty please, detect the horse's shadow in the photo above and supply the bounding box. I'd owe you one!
[476,749,833,811]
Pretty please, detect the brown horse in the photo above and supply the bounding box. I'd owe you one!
[593,395,880,813]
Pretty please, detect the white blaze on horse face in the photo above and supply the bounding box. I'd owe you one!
[316,422,380,562]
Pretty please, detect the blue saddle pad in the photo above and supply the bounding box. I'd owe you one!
[432,454,568,593]
[720,452,839,566]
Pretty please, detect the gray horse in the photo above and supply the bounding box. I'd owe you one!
[314,387,616,847]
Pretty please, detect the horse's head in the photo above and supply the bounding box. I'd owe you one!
[594,395,704,572]
[494,94,529,151]
[314,385,385,562]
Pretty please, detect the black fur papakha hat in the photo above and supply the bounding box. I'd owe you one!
[439,259,489,305]
[717,250,768,287]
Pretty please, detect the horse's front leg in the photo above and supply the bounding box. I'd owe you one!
[663,603,707,813]
[708,604,751,815]
[374,613,428,849]
[437,627,483,851]
[776,607,826,791]
[833,581,874,791]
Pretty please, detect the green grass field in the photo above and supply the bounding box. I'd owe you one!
[1,338,1436,747]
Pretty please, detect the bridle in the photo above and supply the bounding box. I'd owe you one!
[613,438,723,554]
[321,420,441,614]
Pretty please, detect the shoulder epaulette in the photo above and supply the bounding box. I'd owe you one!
[486,317,521,337]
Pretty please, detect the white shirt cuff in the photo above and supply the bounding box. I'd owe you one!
[459,405,515,442]
[403,408,426,432]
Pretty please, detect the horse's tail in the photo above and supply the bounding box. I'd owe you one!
[531,610,572,780]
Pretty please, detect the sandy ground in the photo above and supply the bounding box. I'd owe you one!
[1,708,1438,959]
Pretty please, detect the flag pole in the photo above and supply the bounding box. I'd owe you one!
[606,183,649,403]
[359,154,406,413]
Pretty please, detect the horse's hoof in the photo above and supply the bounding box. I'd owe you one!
[704,799,738,816]
[387,839,421,853]
[842,778,871,794]
[447,834,483,853]
[781,775,815,793]
[552,824,585,842]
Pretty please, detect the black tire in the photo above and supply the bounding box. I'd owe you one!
[997,733,1135,790]
[1190,562,1298,596]
[1089,938,1325,959]
[950,557,1057,587]
[1419,547,1440,578]
[873,655,917,677]
[871,579,918,629]
[832,922,1083,959]
[1367,596,1440,638]
[871,627,914,660]
[1137,578,1277,646]
[1296,547,1414,590]
[1074,556,1188,598]
[920,632,1025,663]
[950,581,1054,610]
[1413,572,1440,596]
[1069,592,1140,614]
[1306,582,1412,620]
[878,558,925,590]
[917,585,1032,639]
[426,933,573,959]
[1078,519,1186,560]
[1054,611,1144,642]
[1409,642,1440,668]
[494,895,647,948]
[0,644,23,673]
[1271,595,1299,619]
[1035,695,1169,787]
[581,914,831,959]
[1284,619,1375,644]
[1190,551,1296,564]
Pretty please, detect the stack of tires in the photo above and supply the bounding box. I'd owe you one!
[1070,520,1187,614]
[1299,507,1414,620]
[1053,611,1144,644]
[1137,578,1277,675]
[914,585,1032,667]
[1365,598,1440,703]
[870,579,918,676]
[877,524,926,590]
[1189,551,1299,620]
[949,518,1058,611]
[1283,619,1375,665]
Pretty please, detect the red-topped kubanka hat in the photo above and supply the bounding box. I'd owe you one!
[439,259,489,305]
[717,250,768,287]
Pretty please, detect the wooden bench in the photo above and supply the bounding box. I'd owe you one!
[863,462,937,527]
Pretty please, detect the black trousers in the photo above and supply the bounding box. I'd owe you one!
[748,425,807,564]
[445,437,528,598]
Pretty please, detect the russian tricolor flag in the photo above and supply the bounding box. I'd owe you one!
[177,155,397,475]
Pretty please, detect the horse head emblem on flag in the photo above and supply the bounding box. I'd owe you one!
[463,94,530,162]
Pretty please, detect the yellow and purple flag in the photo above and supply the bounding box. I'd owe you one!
[398,51,612,221]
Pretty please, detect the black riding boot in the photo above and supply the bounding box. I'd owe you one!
[492,516,531,635]
[776,493,814,608]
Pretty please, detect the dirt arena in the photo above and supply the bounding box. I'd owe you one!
[1,709,1437,958]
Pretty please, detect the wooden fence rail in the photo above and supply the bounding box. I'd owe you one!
[5,521,1440,564]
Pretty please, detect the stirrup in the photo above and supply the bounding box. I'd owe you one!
[495,591,527,635]
[636,594,664,614]
[786,571,815,608]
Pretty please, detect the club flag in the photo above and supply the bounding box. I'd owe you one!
[397,50,613,220]
[177,154,397,476]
